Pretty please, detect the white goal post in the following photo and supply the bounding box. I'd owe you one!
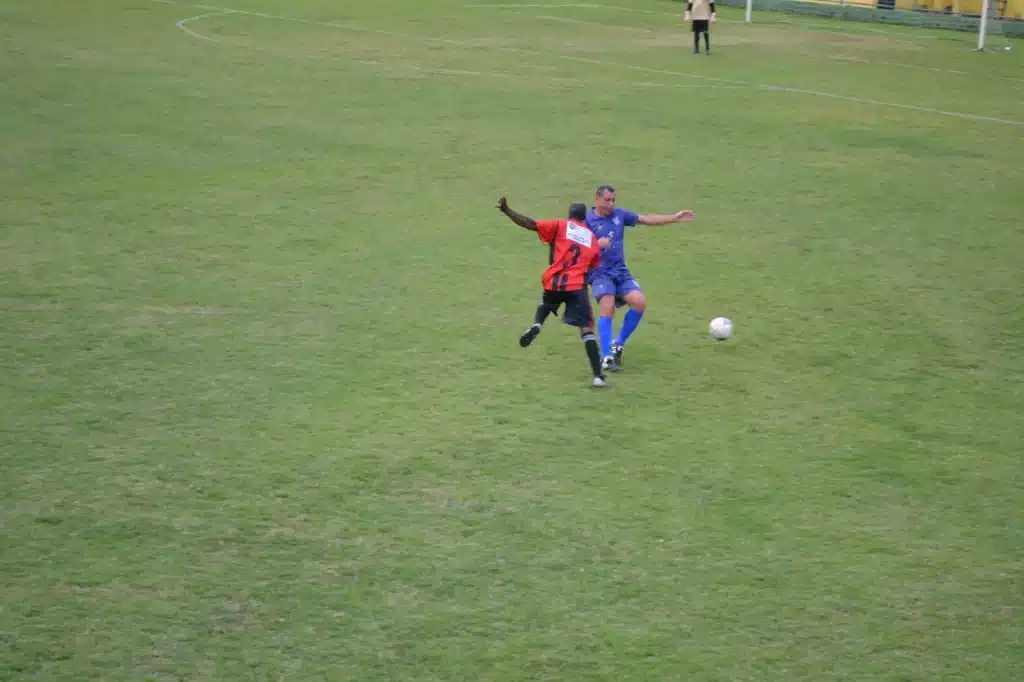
[975,0,1009,51]
[978,0,991,49]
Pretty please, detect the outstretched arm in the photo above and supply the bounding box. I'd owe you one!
[496,196,537,231]
[637,209,696,226]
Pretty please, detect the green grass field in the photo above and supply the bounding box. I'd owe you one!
[2,0,1022,679]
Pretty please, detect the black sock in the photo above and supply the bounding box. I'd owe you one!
[533,305,552,326]
[704,32,711,51]
[693,31,700,52]
[581,332,602,376]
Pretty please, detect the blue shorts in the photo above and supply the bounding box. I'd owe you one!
[590,269,642,307]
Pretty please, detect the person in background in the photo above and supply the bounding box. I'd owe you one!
[685,0,717,55]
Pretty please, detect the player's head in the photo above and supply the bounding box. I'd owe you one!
[594,184,616,216]
[568,202,587,222]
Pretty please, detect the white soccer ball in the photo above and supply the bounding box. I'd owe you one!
[709,316,733,340]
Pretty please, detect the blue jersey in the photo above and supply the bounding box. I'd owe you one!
[586,207,639,274]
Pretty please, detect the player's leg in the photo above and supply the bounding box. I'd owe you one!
[612,278,647,366]
[582,327,606,387]
[601,274,630,366]
[597,294,618,371]
[704,23,711,54]
[591,274,618,361]
[564,291,606,387]
[692,21,701,54]
[520,290,558,347]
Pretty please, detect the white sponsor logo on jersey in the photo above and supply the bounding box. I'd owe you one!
[566,221,593,247]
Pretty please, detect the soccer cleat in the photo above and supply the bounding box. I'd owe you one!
[592,375,608,388]
[519,323,541,348]
[601,355,619,372]
[611,343,624,367]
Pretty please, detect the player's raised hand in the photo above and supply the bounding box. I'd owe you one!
[496,196,509,212]
[672,209,696,223]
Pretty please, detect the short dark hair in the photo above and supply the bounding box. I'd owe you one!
[596,184,615,196]
[568,203,587,221]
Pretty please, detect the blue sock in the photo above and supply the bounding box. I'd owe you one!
[597,316,614,358]
[615,309,644,347]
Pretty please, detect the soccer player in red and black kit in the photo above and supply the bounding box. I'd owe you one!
[497,196,609,387]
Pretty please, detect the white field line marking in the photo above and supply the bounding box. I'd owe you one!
[152,0,1022,125]
[475,3,1024,87]
[155,0,748,86]
[505,10,662,34]
[176,9,235,40]
[486,1,944,42]
[173,11,736,91]
[748,13,944,41]
[829,53,965,72]
[463,3,599,7]
[470,2,922,30]
[469,2,681,16]
[828,53,1024,85]
[759,84,1022,124]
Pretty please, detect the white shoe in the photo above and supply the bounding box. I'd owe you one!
[592,375,608,388]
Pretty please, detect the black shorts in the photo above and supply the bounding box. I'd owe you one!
[541,289,594,328]
[692,19,710,32]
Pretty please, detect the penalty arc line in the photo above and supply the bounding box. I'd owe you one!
[153,0,748,86]
[172,11,739,91]
[176,9,235,40]
[152,0,1022,125]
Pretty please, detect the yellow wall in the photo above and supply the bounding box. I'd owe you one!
[801,0,1023,19]
[908,0,1023,17]
[808,0,1023,18]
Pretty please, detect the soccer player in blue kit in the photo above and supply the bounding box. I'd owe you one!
[586,184,696,372]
